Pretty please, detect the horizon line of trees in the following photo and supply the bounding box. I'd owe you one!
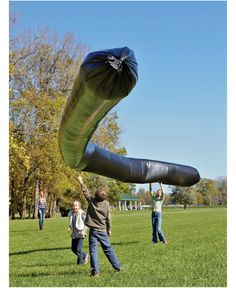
[137,176,227,209]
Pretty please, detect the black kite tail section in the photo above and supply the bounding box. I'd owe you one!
[58,47,200,187]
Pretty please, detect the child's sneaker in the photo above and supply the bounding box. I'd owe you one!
[91,270,100,277]
[115,267,123,272]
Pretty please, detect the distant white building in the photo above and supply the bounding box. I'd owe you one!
[141,205,151,209]
[118,194,142,210]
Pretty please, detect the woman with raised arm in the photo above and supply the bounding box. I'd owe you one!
[150,183,168,244]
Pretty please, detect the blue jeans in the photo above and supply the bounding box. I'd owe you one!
[38,208,45,229]
[71,238,87,264]
[152,211,165,243]
[89,229,121,273]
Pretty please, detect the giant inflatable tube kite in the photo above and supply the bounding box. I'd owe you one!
[58,47,200,186]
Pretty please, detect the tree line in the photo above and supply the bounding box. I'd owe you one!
[9,21,134,219]
[137,177,227,208]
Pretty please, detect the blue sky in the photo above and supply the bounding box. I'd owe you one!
[9,1,227,191]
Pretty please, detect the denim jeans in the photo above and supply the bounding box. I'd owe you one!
[71,238,87,264]
[89,229,121,273]
[151,211,165,243]
[38,208,45,229]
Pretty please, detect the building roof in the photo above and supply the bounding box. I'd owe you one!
[119,193,140,201]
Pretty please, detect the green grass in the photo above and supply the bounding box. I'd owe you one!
[9,207,227,287]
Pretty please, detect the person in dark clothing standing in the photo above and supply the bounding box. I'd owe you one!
[77,175,122,277]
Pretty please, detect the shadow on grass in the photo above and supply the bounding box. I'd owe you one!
[12,270,85,278]
[9,247,70,256]
[111,241,140,246]
[10,241,139,257]
[20,261,75,268]
[10,229,40,233]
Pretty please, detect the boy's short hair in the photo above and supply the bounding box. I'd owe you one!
[95,188,106,201]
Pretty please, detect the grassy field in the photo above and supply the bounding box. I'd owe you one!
[9,207,227,287]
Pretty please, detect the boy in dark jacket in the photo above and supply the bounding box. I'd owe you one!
[77,175,121,277]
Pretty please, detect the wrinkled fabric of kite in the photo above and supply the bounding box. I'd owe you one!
[58,47,200,186]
